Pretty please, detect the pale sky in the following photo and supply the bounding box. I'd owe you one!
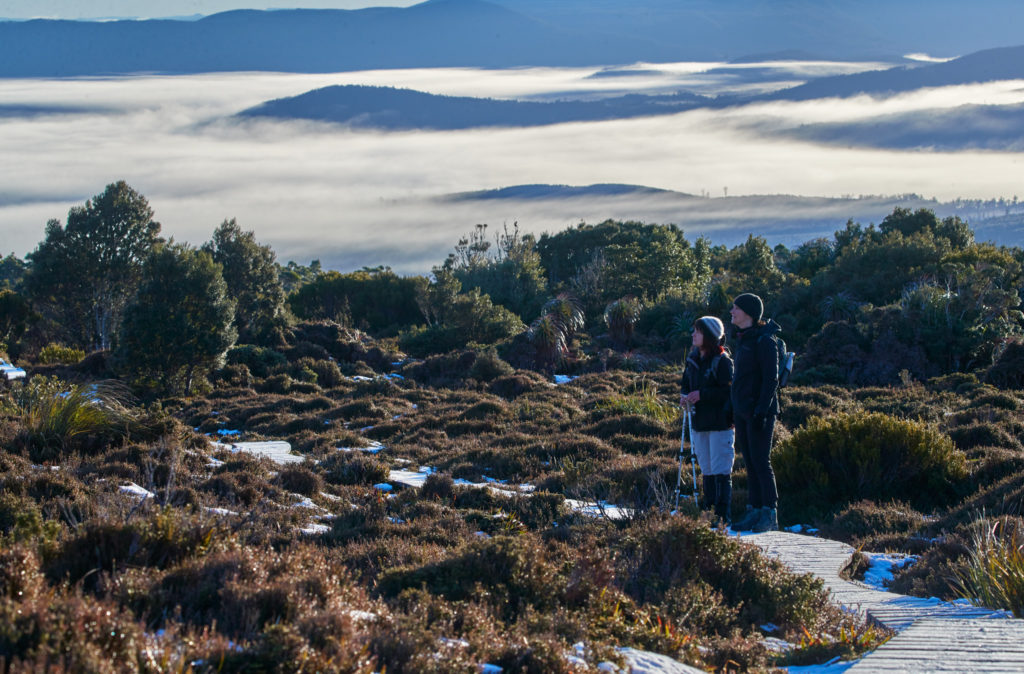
[0,1,417,20]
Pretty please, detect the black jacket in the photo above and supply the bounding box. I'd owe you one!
[730,319,782,420]
[681,347,733,432]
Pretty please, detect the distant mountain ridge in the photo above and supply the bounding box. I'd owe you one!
[3,0,1024,76]
[240,85,707,130]
[761,45,1024,102]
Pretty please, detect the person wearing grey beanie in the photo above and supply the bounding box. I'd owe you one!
[729,293,783,533]
[681,315,734,526]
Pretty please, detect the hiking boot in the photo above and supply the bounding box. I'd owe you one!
[702,476,717,513]
[733,506,761,531]
[751,507,778,533]
[714,474,732,527]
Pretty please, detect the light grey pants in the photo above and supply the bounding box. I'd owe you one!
[691,428,735,476]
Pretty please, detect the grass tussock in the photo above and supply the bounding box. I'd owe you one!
[954,516,1024,617]
[2,376,135,461]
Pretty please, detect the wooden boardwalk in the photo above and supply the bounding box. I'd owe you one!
[744,531,1024,672]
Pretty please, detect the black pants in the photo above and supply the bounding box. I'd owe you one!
[735,414,777,509]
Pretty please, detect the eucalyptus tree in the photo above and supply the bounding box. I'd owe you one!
[116,243,236,393]
[203,218,287,345]
[25,181,161,351]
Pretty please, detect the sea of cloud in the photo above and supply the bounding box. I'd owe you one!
[1,63,1023,273]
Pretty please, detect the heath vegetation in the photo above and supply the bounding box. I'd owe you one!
[1,183,1023,670]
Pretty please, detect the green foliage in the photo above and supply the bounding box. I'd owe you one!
[38,342,85,365]
[955,517,1024,617]
[277,258,322,293]
[987,338,1024,390]
[443,223,549,319]
[0,288,32,351]
[289,266,424,335]
[116,243,237,394]
[537,220,710,311]
[593,379,678,424]
[203,218,288,345]
[1,375,134,461]
[468,347,514,382]
[226,344,287,378]
[25,181,162,350]
[400,288,524,357]
[774,412,968,522]
[604,297,640,345]
[0,253,27,290]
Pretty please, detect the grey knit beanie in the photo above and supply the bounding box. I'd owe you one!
[697,315,725,342]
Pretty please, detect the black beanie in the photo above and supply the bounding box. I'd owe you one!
[733,293,764,323]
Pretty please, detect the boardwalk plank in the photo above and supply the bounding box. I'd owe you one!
[741,531,1024,671]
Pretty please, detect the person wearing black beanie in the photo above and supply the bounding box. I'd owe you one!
[729,292,782,533]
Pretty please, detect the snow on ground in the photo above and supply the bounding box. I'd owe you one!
[0,360,26,380]
[860,551,917,590]
[210,440,304,465]
[554,374,579,385]
[338,440,386,454]
[298,522,331,535]
[786,658,856,673]
[204,506,239,516]
[616,647,706,673]
[564,498,633,520]
[119,482,155,499]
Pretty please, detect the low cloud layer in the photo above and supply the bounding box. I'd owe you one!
[1,66,1022,273]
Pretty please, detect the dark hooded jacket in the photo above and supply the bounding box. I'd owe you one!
[681,347,733,432]
[730,319,782,420]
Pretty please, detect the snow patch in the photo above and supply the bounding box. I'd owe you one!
[211,440,304,465]
[861,551,917,590]
[565,498,632,520]
[338,440,385,454]
[119,483,155,500]
[205,507,239,516]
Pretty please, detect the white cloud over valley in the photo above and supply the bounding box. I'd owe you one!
[1,66,1023,273]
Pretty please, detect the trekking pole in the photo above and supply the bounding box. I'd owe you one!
[674,405,685,511]
[674,404,699,511]
[687,404,700,509]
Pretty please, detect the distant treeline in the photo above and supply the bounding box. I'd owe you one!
[2,180,1022,393]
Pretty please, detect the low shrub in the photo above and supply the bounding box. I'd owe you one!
[274,465,323,496]
[821,500,925,544]
[421,473,455,501]
[38,342,85,365]
[0,543,44,600]
[321,453,389,486]
[986,338,1024,390]
[227,344,287,378]
[616,515,838,633]
[377,536,562,621]
[469,348,514,382]
[46,508,224,589]
[947,422,1022,451]
[774,412,968,523]
[587,414,668,439]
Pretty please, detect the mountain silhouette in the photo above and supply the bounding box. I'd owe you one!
[3,1,1024,77]
[761,45,1024,101]
[239,85,706,129]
